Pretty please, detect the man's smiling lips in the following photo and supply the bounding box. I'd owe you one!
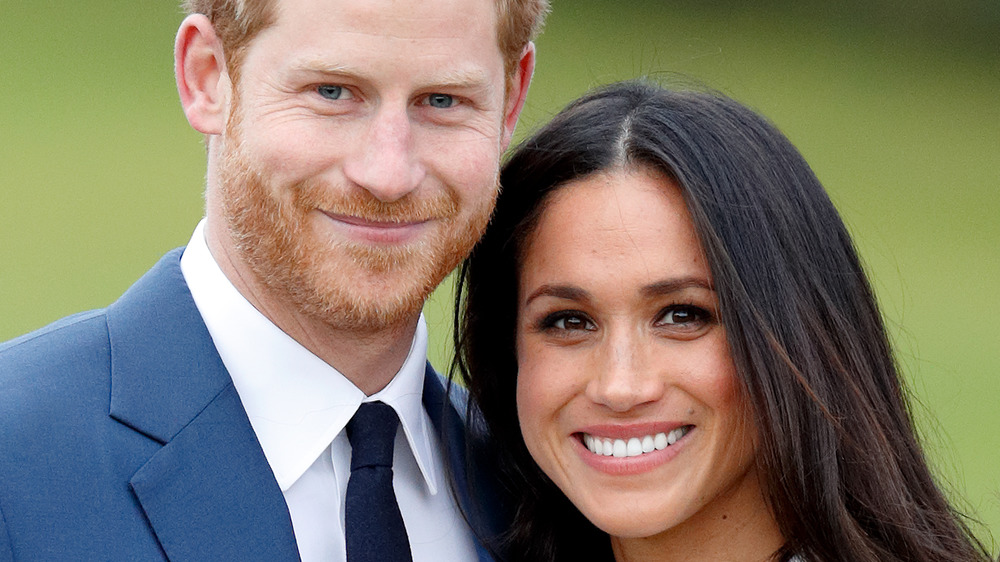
[320,210,432,244]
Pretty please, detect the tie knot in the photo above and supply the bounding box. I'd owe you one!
[346,401,399,470]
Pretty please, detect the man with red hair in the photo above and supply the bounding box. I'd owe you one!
[0,0,546,559]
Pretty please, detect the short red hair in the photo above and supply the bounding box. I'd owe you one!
[182,0,549,84]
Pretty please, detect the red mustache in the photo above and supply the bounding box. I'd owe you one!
[295,178,459,224]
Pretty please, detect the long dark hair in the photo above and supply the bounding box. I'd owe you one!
[453,80,990,561]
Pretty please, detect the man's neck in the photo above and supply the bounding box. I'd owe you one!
[255,294,419,396]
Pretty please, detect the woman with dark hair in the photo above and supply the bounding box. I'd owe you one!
[453,81,991,561]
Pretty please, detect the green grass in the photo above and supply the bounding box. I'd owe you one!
[2,0,997,550]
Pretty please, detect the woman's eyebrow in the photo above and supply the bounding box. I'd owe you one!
[640,277,714,298]
[523,284,590,307]
[523,278,714,306]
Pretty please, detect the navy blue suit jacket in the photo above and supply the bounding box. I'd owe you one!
[0,249,506,561]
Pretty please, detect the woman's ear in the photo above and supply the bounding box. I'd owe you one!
[175,14,230,135]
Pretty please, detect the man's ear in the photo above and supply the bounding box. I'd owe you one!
[500,42,537,151]
[175,14,230,135]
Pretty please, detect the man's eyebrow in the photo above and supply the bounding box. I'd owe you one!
[431,68,492,90]
[289,59,492,90]
[289,58,353,75]
[523,284,590,307]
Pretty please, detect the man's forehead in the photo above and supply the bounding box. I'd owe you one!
[270,0,499,38]
[246,0,506,87]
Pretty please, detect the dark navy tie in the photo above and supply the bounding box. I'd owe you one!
[345,401,413,562]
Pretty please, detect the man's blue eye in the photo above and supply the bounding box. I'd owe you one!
[427,94,455,108]
[317,85,345,100]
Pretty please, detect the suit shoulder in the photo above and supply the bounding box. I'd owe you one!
[0,310,112,417]
[0,309,107,355]
[424,363,471,415]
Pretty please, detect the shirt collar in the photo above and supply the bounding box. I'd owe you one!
[179,219,439,494]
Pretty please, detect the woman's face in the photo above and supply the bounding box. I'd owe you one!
[516,167,766,547]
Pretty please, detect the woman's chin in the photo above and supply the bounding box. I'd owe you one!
[571,501,679,540]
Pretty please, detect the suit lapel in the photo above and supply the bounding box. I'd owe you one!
[107,249,299,561]
[422,366,508,562]
[129,384,300,560]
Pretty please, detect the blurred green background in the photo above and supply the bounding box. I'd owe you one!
[2,0,997,548]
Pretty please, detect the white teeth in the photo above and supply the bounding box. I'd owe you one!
[626,438,642,457]
[666,427,685,445]
[602,439,614,456]
[583,426,692,458]
[612,439,626,457]
[653,433,668,450]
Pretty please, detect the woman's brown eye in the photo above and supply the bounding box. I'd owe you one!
[665,309,691,324]
[542,311,595,332]
[560,316,588,330]
[657,305,708,326]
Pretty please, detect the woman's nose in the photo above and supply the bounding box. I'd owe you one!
[584,335,666,412]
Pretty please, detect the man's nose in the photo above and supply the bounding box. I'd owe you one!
[585,334,666,413]
[342,106,426,202]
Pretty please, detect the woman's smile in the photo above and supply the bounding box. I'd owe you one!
[579,424,693,458]
[574,424,695,476]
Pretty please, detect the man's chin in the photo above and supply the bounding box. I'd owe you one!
[289,264,436,333]
[299,291,426,333]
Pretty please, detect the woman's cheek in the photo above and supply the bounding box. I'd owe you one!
[516,344,563,463]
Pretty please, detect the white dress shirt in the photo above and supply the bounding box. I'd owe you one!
[179,220,478,561]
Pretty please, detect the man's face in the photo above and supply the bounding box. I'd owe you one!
[213,0,516,331]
